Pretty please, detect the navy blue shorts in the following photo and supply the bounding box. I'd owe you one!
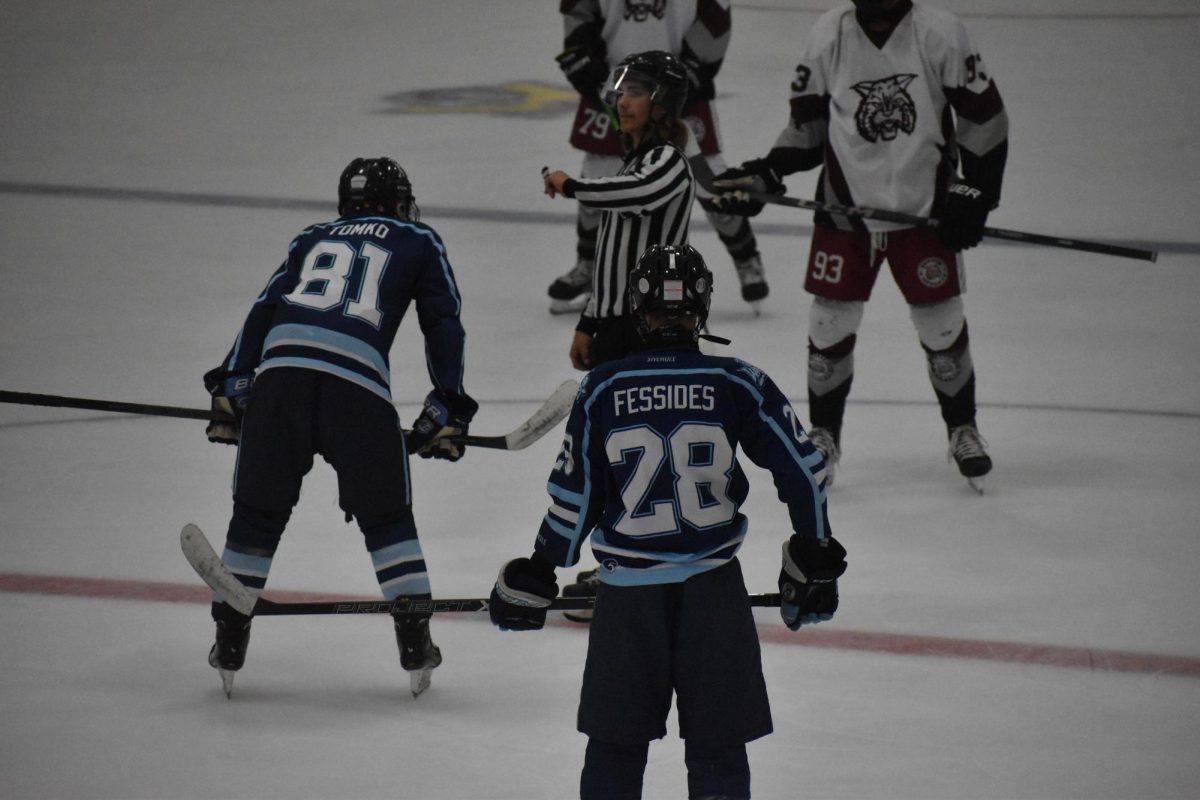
[234,368,411,527]
[577,558,773,746]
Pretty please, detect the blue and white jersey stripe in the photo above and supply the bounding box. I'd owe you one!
[214,213,467,401]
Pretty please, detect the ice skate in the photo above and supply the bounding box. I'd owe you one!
[948,423,992,494]
[734,254,769,315]
[395,617,442,697]
[207,616,251,699]
[808,427,840,488]
[561,567,600,623]
[548,258,594,315]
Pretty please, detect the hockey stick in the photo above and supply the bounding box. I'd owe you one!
[0,379,578,451]
[688,156,1158,262]
[741,188,1158,262]
[0,389,230,421]
[181,523,781,617]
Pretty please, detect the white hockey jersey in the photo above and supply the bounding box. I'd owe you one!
[773,2,1008,231]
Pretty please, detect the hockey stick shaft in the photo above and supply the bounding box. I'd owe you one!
[2,379,577,451]
[249,593,782,616]
[181,524,780,617]
[686,154,1157,262]
[743,190,1158,263]
[0,389,231,421]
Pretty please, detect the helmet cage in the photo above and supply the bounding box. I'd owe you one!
[627,244,713,342]
[337,158,419,221]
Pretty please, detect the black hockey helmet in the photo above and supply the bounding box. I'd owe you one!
[627,244,713,344]
[602,50,689,119]
[337,157,418,220]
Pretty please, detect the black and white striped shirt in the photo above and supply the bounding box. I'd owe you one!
[564,141,696,324]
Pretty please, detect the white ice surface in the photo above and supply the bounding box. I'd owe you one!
[2,2,1199,798]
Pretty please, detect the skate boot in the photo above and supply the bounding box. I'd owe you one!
[948,423,992,494]
[807,427,840,488]
[561,567,600,623]
[548,259,594,315]
[394,616,442,697]
[208,607,251,699]
[734,253,769,313]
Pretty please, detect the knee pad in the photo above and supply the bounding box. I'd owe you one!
[909,296,965,351]
[921,317,974,399]
[808,297,864,350]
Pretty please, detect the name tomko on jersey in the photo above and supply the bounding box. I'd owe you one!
[215,215,466,402]
[535,347,832,587]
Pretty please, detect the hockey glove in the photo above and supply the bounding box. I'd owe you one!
[203,371,253,446]
[679,55,715,105]
[556,46,610,100]
[711,159,786,217]
[936,181,992,251]
[779,534,847,630]
[490,555,559,631]
[405,389,479,462]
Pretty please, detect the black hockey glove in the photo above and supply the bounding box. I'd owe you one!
[936,180,992,251]
[711,158,785,217]
[779,534,847,630]
[490,555,559,631]
[202,369,253,446]
[679,55,715,105]
[405,389,479,462]
[556,46,610,100]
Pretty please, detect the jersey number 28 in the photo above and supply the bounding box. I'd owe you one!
[606,422,736,537]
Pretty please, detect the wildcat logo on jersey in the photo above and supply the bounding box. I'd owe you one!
[624,0,667,22]
[851,74,918,143]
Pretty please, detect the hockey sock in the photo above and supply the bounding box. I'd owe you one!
[922,323,976,429]
[580,738,649,800]
[807,335,856,439]
[684,740,750,799]
[213,501,287,621]
[362,513,431,599]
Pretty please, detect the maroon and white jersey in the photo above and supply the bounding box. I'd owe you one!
[563,0,731,156]
[772,2,1008,232]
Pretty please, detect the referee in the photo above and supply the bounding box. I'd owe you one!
[542,49,698,370]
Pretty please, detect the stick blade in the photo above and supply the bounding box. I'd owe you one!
[180,523,257,616]
[492,379,578,450]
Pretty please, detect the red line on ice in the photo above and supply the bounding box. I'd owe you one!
[3,571,1198,678]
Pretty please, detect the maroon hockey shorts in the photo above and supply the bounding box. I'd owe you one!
[804,224,965,304]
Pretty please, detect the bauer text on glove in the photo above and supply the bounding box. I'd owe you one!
[405,389,479,461]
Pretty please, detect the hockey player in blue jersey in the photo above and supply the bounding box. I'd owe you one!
[202,157,477,696]
[488,244,847,799]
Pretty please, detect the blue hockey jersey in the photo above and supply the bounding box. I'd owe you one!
[214,214,466,401]
[535,346,832,586]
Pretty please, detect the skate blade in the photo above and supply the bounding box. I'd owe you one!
[562,609,594,623]
[409,668,433,697]
[747,300,763,317]
[549,296,589,315]
[218,668,236,699]
[966,475,987,495]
